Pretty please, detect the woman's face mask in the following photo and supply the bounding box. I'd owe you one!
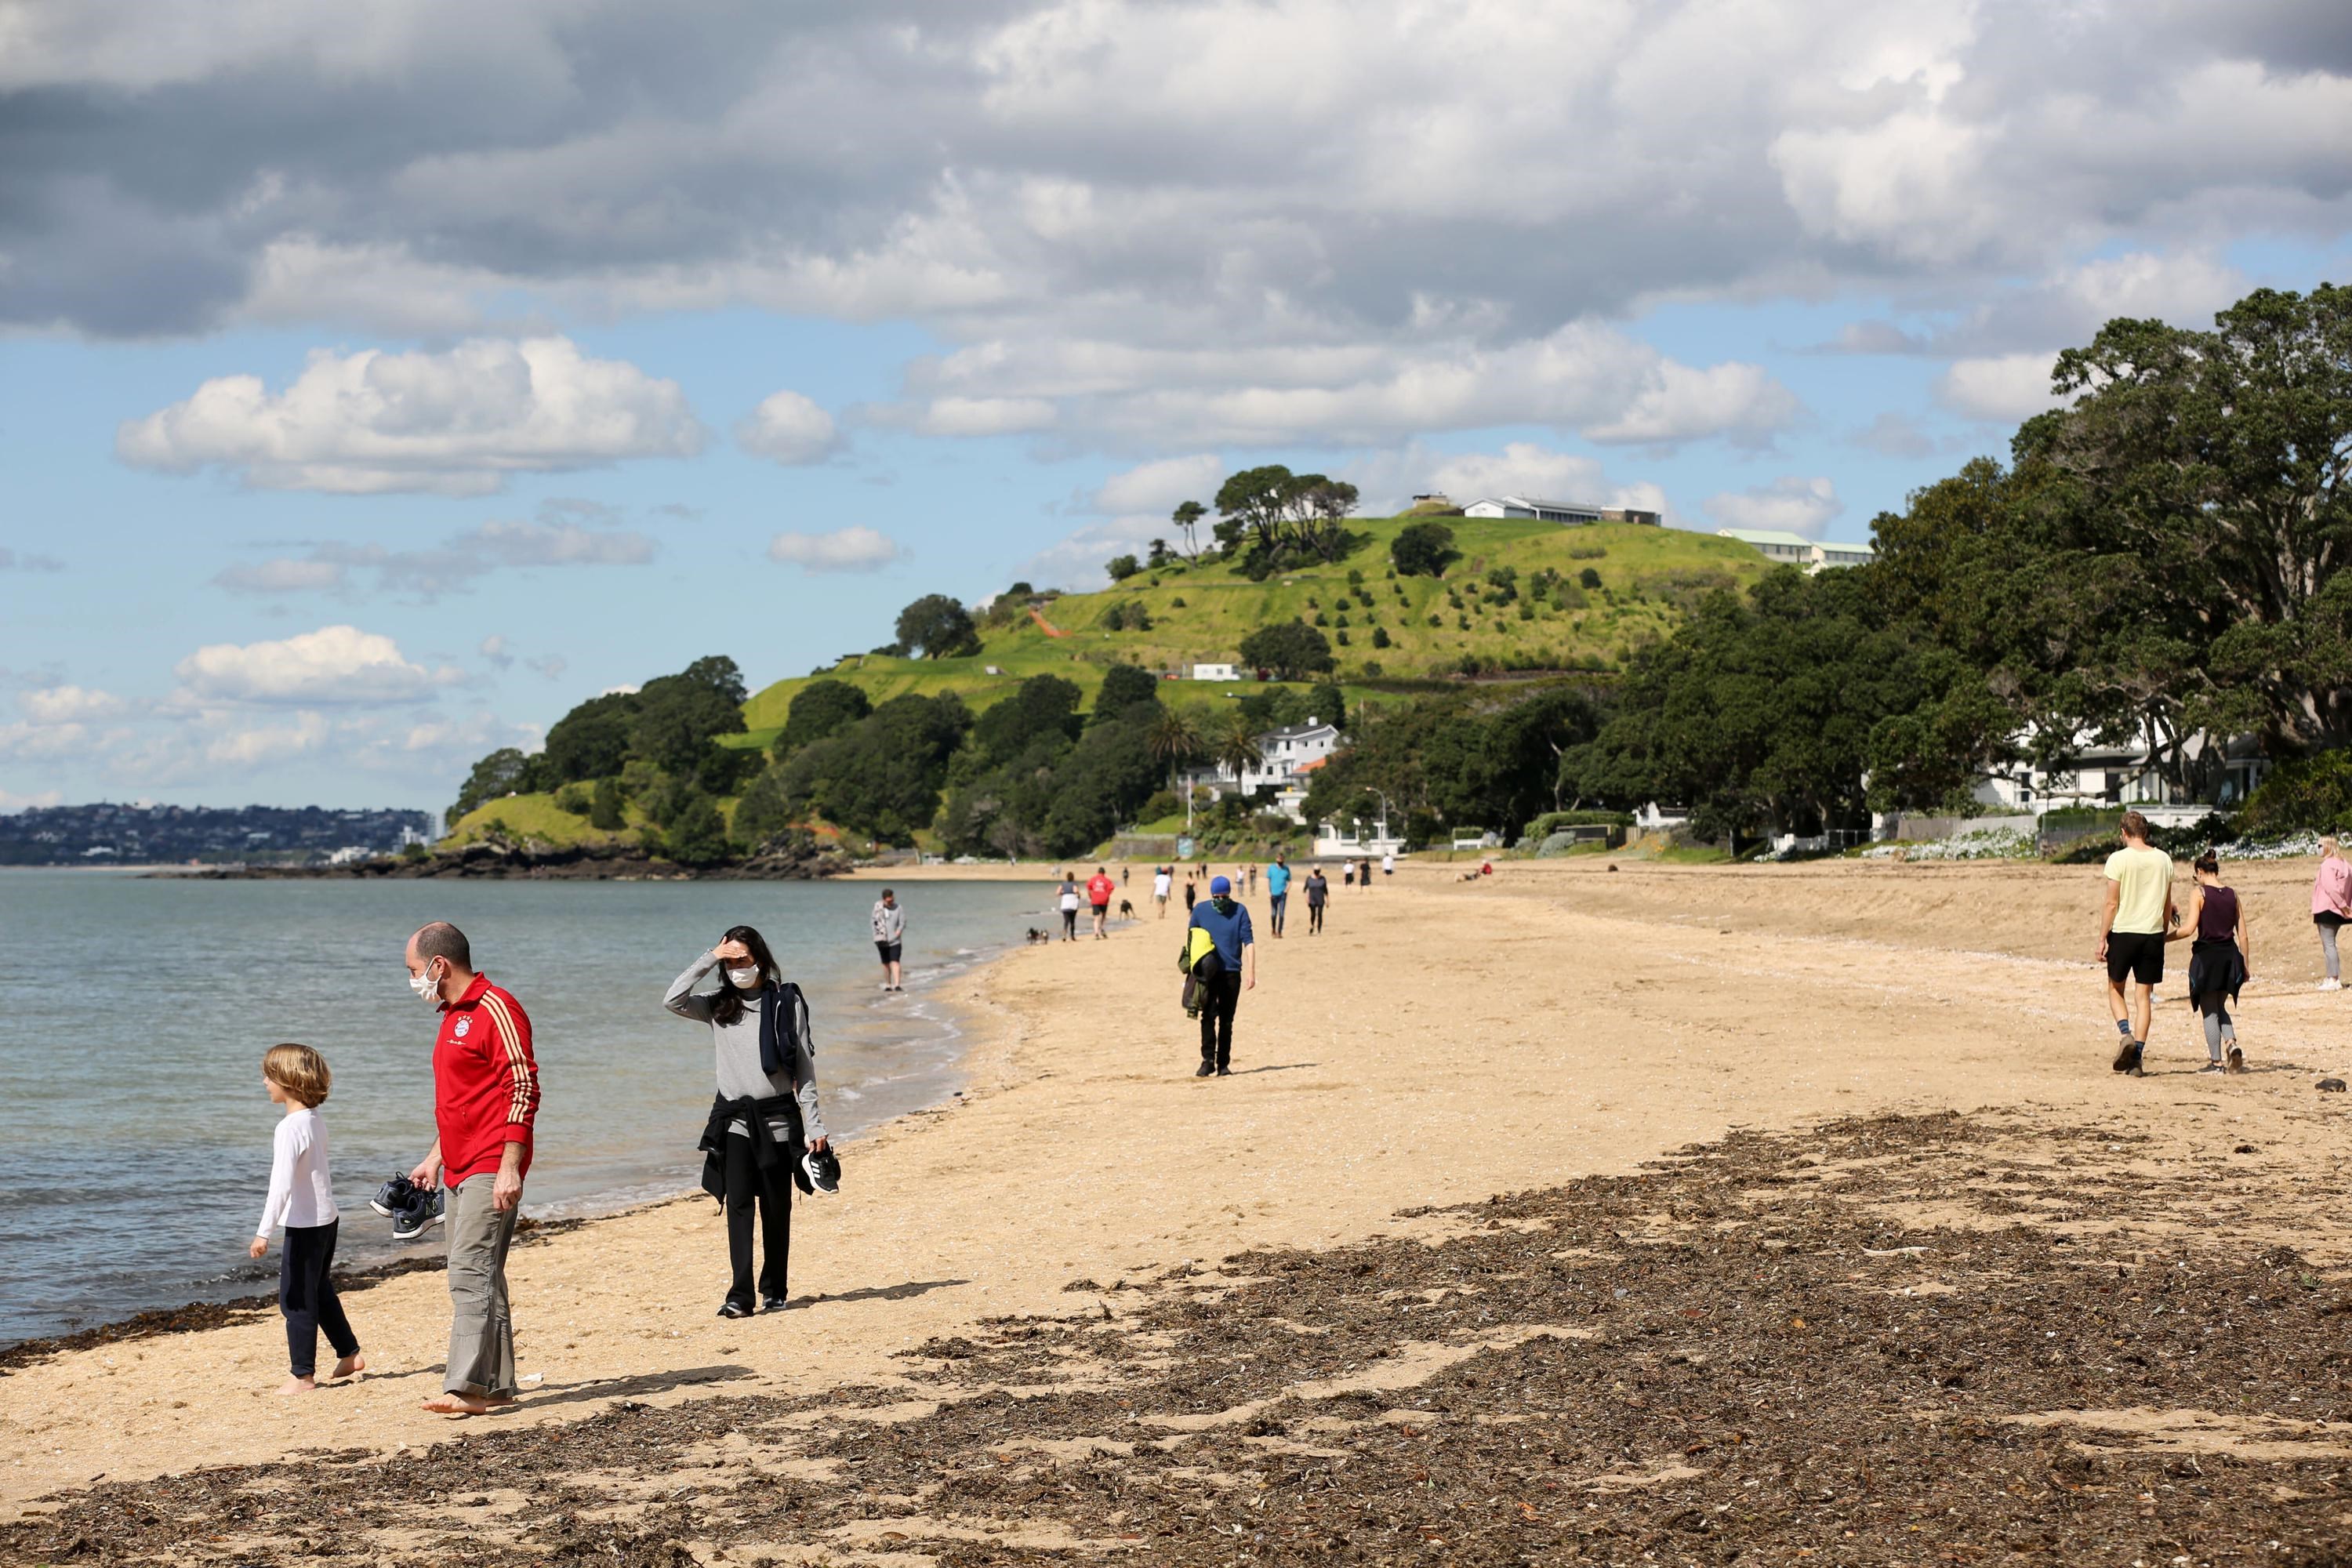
[727,965,763,989]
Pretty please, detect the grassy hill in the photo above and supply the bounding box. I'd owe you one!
[736,515,1770,743]
[449,516,1773,852]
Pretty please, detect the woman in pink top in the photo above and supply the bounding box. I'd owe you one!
[2313,837,2352,991]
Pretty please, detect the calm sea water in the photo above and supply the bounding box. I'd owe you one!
[0,869,1056,1345]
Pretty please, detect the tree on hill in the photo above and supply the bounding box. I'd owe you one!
[1105,554,1142,582]
[661,789,731,867]
[1239,619,1336,681]
[775,678,872,760]
[449,747,531,825]
[893,594,981,659]
[1172,500,1206,561]
[631,655,755,793]
[779,691,973,841]
[971,673,1083,763]
[540,691,640,783]
[590,775,626,830]
[1392,521,1457,577]
[1094,662,1162,721]
[1215,465,1298,555]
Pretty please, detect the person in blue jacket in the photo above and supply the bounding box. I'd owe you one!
[1186,876,1256,1077]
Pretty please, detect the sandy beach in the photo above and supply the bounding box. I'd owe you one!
[9,855,2352,1563]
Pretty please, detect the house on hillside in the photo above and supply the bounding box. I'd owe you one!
[1180,717,1344,822]
[1716,528,1876,571]
[1464,495,1662,526]
[1191,662,1239,681]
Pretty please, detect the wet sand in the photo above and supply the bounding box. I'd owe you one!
[8,855,2352,1559]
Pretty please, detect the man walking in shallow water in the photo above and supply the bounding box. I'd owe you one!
[405,921,539,1417]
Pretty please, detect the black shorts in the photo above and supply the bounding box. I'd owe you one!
[875,940,902,963]
[2318,912,2349,931]
[2105,930,2165,985]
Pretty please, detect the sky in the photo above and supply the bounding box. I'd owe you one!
[3,0,2350,813]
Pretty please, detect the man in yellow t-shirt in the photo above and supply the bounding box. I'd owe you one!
[2098,810,2176,1076]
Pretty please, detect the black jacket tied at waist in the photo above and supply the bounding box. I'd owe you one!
[699,1092,808,1203]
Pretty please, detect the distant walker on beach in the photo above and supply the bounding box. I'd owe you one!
[405,921,539,1417]
[872,888,906,993]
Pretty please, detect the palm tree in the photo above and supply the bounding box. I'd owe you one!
[1215,713,1263,792]
[1148,706,1202,795]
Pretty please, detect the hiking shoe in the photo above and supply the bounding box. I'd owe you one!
[802,1145,841,1196]
[369,1172,418,1218]
[717,1300,753,1319]
[390,1187,444,1242]
[1195,1061,1216,1077]
[2198,1061,2225,1074]
[2227,1044,2247,1075]
[2111,1038,2143,1074]
[762,1295,789,1314]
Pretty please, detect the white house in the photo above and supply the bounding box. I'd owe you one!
[1465,495,1662,526]
[1969,729,2267,820]
[1191,662,1239,682]
[1716,528,1875,572]
[1181,717,1344,822]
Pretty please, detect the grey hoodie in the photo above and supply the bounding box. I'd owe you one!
[664,951,827,1143]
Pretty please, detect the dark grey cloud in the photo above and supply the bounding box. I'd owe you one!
[6,1,2349,452]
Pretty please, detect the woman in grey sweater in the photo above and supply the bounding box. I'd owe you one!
[664,924,828,1318]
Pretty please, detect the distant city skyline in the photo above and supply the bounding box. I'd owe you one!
[5,2,2349,808]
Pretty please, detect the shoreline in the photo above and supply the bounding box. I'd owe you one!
[0,896,1036,1359]
[10,855,2352,1527]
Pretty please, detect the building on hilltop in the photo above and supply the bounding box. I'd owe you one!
[1190,662,1239,681]
[1716,528,1876,572]
[1463,495,1662,526]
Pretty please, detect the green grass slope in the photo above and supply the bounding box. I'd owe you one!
[739,516,1773,737]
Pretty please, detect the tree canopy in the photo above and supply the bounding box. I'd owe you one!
[893,594,981,659]
[1238,619,1335,681]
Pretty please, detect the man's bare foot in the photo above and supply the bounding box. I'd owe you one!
[277,1375,317,1396]
[422,1389,517,1417]
[326,1353,365,1381]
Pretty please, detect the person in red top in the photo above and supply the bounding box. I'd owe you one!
[1086,866,1116,939]
[404,921,539,1417]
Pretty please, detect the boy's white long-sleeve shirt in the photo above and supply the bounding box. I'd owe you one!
[256,1106,338,1237]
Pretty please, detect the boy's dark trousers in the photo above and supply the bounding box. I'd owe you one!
[722,1132,794,1308]
[280,1218,358,1377]
[1197,970,1243,1070]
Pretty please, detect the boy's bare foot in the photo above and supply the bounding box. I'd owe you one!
[277,1376,317,1396]
[327,1353,365,1381]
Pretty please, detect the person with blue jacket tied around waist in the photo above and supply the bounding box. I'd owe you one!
[665,925,829,1318]
[1187,875,1256,1077]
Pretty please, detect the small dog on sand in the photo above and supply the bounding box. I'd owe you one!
[1025,927,1048,943]
[1117,898,1134,919]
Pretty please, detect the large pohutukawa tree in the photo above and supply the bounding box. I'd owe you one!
[2025,284,2352,773]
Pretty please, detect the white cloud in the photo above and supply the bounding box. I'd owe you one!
[477,633,514,668]
[911,397,1059,437]
[525,654,567,681]
[1704,477,1844,537]
[215,508,659,598]
[20,684,127,724]
[172,624,442,706]
[118,336,704,495]
[767,525,905,574]
[1091,454,1223,516]
[736,390,842,465]
[0,788,64,812]
[1936,352,2066,422]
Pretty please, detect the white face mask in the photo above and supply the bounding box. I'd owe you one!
[409,962,441,1002]
[727,965,762,989]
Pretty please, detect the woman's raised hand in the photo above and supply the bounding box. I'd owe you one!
[715,938,752,963]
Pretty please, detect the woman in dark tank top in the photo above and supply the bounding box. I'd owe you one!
[2169,851,2252,1074]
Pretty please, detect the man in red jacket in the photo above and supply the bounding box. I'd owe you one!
[405,921,539,1417]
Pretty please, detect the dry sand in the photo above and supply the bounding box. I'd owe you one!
[8,854,2352,1529]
